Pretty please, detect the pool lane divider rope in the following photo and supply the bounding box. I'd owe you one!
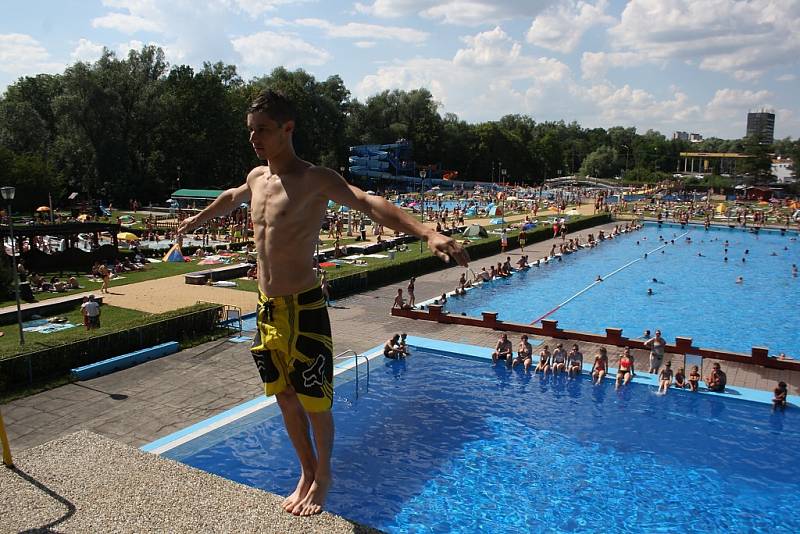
[529,231,689,324]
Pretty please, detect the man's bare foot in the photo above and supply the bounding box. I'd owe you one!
[292,476,331,516]
[282,472,314,513]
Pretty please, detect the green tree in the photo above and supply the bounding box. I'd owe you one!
[739,135,773,184]
[579,146,617,179]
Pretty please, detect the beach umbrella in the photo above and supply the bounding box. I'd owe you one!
[522,222,536,230]
[338,206,350,213]
[327,200,336,209]
[117,232,139,241]
[36,206,50,212]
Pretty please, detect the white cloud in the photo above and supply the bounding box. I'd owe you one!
[580,51,649,80]
[577,82,701,126]
[230,0,310,18]
[355,41,377,48]
[295,18,428,43]
[92,12,164,34]
[608,0,800,81]
[776,74,797,82]
[526,0,615,54]
[231,31,331,70]
[70,39,105,63]
[264,17,292,27]
[355,1,554,26]
[0,33,62,75]
[357,26,571,121]
[704,88,773,121]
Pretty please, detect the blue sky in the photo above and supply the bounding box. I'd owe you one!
[1,0,798,139]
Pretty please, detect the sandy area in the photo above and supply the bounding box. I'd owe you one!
[101,275,257,315]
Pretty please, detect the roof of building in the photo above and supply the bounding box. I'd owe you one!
[171,189,225,200]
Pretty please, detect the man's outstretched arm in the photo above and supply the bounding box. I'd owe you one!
[319,168,469,266]
[177,181,252,235]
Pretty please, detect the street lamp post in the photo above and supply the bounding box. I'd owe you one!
[1,186,24,347]
[419,169,427,253]
[176,165,182,191]
[500,168,508,221]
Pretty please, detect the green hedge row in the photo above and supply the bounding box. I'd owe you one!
[328,213,612,298]
[0,304,223,394]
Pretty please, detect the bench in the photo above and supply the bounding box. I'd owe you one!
[184,263,254,285]
[70,341,180,380]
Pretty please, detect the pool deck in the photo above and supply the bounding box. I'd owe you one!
[3,219,799,532]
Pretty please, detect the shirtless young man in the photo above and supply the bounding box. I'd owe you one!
[177,90,469,516]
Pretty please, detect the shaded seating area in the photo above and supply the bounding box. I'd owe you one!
[2,222,122,274]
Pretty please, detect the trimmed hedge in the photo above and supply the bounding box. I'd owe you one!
[0,304,223,394]
[328,213,612,298]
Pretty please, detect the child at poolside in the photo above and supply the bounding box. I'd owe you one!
[773,381,788,412]
[658,361,673,394]
[687,365,701,392]
[674,367,686,389]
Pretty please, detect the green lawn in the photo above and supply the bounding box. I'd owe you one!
[0,302,224,360]
[0,304,149,358]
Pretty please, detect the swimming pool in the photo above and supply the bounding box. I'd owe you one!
[151,344,800,533]
[446,223,800,356]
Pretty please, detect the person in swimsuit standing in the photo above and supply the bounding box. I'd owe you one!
[178,89,469,517]
[645,330,666,374]
[615,347,635,389]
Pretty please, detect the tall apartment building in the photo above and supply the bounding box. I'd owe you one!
[673,131,703,143]
[746,110,775,144]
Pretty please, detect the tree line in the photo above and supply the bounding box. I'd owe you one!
[1,45,797,212]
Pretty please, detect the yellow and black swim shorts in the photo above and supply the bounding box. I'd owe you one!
[251,283,334,412]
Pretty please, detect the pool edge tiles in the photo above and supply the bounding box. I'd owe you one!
[141,344,388,455]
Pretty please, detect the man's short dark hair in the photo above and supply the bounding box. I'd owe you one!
[247,89,296,124]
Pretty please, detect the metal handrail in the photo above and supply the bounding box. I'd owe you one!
[0,408,13,467]
[335,349,369,398]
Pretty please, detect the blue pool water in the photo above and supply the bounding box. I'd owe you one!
[164,349,799,533]
[446,223,800,356]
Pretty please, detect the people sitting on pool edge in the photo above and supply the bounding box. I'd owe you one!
[567,343,583,377]
[384,334,409,359]
[615,347,635,389]
[491,333,513,366]
[511,335,533,372]
[773,381,788,412]
[551,343,567,374]
[674,367,687,389]
[591,347,609,384]
[687,365,701,392]
[535,345,552,375]
[705,362,727,392]
[392,288,412,310]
